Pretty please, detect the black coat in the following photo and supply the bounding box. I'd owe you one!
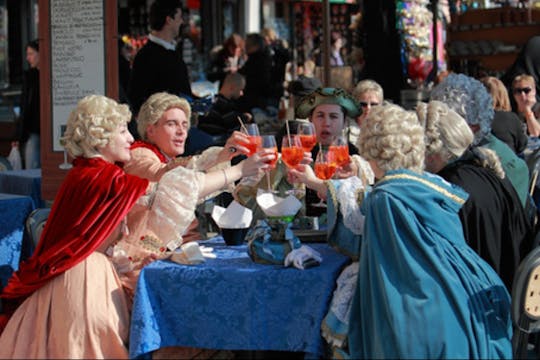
[491,110,528,154]
[438,149,534,290]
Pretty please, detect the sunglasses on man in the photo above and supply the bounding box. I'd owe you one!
[513,87,533,95]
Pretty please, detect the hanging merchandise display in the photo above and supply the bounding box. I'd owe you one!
[397,0,434,88]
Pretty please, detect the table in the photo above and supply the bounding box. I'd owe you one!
[0,169,43,208]
[0,193,35,289]
[129,238,350,359]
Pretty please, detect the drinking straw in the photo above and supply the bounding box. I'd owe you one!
[237,116,249,133]
[285,119,292,145]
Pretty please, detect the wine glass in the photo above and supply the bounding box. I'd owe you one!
[297,122,317,152]
[312,149,337,207]
[59,125,73,170]
[281,135,304,170]
[261,135,278,193]
[242,123,262,156]
[329,132,350,169]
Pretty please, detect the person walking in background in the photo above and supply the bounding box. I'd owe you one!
[329,31,345,67]
[128,0,192,138]
[18,39,40,169]
[480,76,528,154]
[238,33,273,123]
[261,27,291,109]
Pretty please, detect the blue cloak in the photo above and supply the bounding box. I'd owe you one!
[348,169,512,359]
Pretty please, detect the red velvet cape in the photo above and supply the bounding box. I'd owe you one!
[0,157,148,327]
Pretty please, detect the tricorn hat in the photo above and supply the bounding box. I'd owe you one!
[295,87,361,119]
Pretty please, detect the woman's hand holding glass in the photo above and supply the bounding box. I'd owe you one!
[288,163,328,199]
[237,147,277,178]
[219,131,252,162]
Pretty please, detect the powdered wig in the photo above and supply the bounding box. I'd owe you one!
[417,100,504,178]
[352,79,384,102]
[417,100,473,160]
[61,95,131,158]
[430,73,494,146]
[358,103,425,173]
[137,92,191,141]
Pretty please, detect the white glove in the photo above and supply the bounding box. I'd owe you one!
[284,245,323,270]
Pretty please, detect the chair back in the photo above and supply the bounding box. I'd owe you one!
[0,156,12,171]
[512,245,540,358]
[25,208,51,248]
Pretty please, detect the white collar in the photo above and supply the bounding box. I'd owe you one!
[148,33,177,51]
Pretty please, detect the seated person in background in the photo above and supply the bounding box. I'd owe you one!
[197,72,252,145]
[480,76,528,154]
[352,103,511,358]
[206,33,245,87]
[122,92,266,243]
[234,87,373,221]
[418,100,534,290]
[512,74,540,138]
[431,73,530,208]
[349,79,384,146]
[0,95,150,358]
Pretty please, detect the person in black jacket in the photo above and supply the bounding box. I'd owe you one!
[480,76,528,154]
[18,39,40,169]
[128,0,192,139]
[197,73,252,145]
[238,33,273,114]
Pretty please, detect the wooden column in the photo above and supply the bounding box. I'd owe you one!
[39,0,118,201]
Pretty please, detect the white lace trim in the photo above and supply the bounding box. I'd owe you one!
[337,177,366,235]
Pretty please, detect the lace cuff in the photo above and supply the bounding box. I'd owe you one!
[334,177,367,235]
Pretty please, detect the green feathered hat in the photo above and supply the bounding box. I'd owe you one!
[295,87,361,119]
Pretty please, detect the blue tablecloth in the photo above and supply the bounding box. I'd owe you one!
[0,193,35,289]
[0,169,43,208]
[129,238,350,359]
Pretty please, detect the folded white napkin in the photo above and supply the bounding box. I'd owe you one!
[284,245,323,270]
[170,242,207,265]
[256,190,303,217]
[212,200,252,229]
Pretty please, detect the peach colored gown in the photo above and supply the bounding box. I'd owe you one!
[0,250,130,359]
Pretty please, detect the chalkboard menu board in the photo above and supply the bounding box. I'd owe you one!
[50,0,105,151]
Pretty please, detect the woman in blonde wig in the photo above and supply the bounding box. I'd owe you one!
[0,95,149,358]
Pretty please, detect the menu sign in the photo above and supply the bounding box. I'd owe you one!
[50,0,105,151]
